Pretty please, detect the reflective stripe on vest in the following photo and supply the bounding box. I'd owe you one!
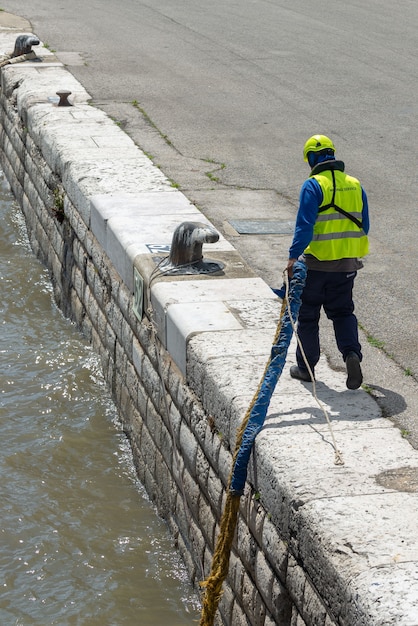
[304,169,369,260]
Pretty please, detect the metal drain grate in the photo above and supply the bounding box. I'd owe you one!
[376,466,418,493]
[229,219,295,235]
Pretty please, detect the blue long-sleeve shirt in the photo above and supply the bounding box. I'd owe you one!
[289,173,370,260]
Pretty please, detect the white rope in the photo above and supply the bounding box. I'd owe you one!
[283,269,344,466]
[145,260,206,580]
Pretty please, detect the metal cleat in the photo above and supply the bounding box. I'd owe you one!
[12,34,40,58]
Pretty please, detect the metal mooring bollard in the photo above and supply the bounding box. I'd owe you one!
[56,90,72,106]
[160,221,224,275]
[12,34,40,57]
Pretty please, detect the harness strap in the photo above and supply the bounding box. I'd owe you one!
[317,169,363,230]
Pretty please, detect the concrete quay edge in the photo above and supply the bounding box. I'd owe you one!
[1,19,418,625]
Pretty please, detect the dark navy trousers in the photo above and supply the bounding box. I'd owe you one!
[296,270,362,372]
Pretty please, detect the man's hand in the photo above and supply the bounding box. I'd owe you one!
[286,258,297,278]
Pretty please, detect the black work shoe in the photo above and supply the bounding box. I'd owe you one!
[290,365,314,382]
[346,352,363,389]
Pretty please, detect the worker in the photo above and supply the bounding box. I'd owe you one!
[287,134,370,390]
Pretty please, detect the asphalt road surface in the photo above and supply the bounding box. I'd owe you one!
[2,1,417,440]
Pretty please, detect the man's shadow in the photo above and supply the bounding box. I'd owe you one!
[363,384,408,418]
[262,380,407,431]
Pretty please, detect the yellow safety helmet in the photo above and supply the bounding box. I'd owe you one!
[303,134,335,162]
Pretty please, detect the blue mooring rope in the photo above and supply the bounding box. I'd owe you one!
[229,260,307,495]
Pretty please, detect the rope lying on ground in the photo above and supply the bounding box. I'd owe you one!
[0,51,37,68]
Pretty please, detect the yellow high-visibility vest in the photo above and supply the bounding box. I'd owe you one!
[304,168,369,260]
